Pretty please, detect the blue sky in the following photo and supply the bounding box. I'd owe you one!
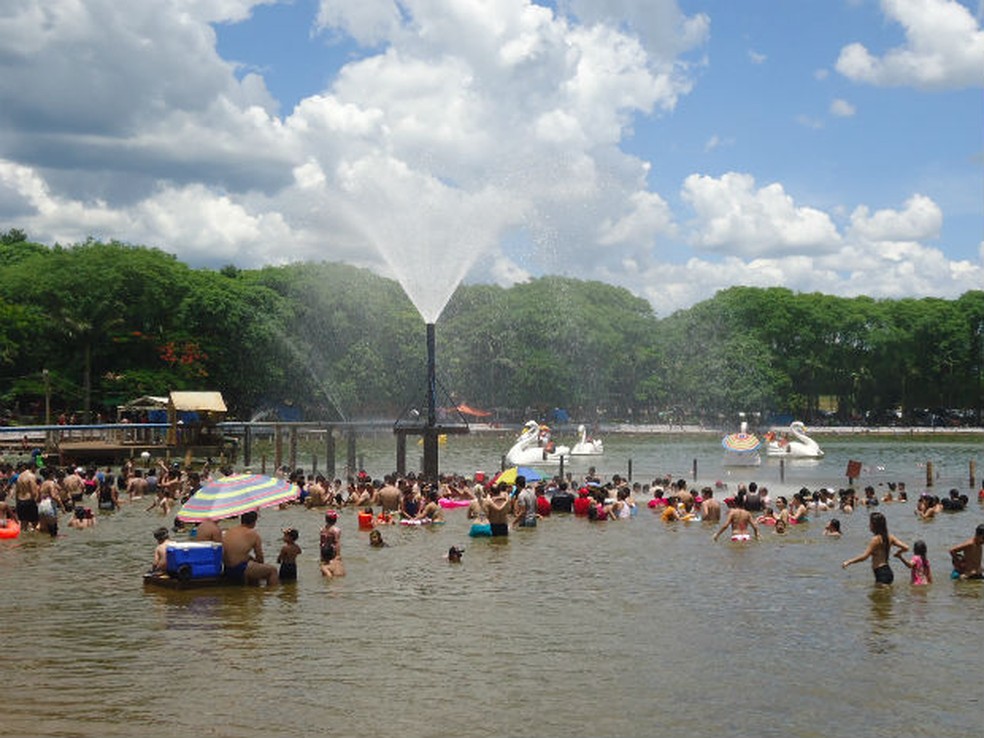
[0,0,981,318]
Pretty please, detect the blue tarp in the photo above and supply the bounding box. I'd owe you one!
[148,409,200,423]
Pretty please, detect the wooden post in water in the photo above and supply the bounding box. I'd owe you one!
[261,455,267,475]
[926,461,934,487]
[692,458,698,482]
[243,424,252,467]
[501,455,506,472]
[627,459,632,482]
[325,429,336,480]
[346,429,356,479]
[969,460,976,489]
[396,433,407,476]
[559,455,564,481]
[274,424,283,472]
[311,454,317,474]
[289,427,298,471]
[780,458,785,483]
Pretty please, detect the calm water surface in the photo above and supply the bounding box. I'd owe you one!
[2,433,982,738]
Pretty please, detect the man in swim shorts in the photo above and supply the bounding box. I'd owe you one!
[949,524,984,579]
[512,476,537,528]
[712,493,759,542]
[14,462,39,531]
[485,483,511,536]
[222,511,279,585]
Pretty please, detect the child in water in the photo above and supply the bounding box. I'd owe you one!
[824,519,842,538]
[150,527,170,574]
[896,539,932,585]
[277,528,301,582]
[320,510,345,578]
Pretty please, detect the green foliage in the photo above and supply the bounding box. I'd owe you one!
[0,237,980,425]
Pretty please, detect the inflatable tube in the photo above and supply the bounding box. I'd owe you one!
[438,498,472,509]
[399,518,445,526]
[357,512,374,530]
[731,533,752,542]
[0,520,21,539]
[469,522,492,537]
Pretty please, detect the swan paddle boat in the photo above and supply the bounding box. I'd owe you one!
[569,424,603,456]
[765,421,824,458]
[505,420,570,466]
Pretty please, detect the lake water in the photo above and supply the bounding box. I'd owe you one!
[2,431,983,738]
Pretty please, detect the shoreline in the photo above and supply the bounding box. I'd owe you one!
[467,422,984,437]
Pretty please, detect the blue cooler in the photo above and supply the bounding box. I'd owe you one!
[166,542,223,580]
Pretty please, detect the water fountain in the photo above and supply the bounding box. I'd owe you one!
[338,159,504,479]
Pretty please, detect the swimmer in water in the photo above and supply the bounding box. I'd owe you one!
[842,511,908,586]
[712,492,759,542]
[948,524,984,580]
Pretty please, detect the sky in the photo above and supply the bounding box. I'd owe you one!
[0,0,982,319]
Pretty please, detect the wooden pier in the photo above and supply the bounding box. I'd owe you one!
[0,419,470,478]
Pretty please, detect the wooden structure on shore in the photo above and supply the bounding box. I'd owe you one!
[1,391,233,466]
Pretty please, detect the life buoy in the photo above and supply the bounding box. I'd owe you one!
[0,520,20,539]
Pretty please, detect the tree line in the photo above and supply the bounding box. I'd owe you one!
[1,232,981,426]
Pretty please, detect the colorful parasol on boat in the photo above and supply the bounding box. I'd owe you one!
[721,432,761,452]
[491,466,543,486]
[176,473,299,522]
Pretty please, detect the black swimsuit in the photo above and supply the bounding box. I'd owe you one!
[874,564,894,585]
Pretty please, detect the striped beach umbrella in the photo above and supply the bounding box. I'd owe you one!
[176,474,299,522]
[491,466,544,486]
[721,432,761,452]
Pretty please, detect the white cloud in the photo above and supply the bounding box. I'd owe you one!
[614,189,980,317]
[315,0,406,46]
[0,0,979,325]
[847,194,943,242]
[748,49,767,64]
[597,191,675,246]
[836,0,984,89]
[559,0,710,60]
[796,114,824,129]
[830,98,856,117]
[681,172,842,257]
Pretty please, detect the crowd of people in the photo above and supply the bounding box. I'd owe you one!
[2,457,983,589]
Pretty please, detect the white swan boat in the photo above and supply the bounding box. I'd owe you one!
[765,421,824,458]
[569,424,603,456]
[505,420,570,466]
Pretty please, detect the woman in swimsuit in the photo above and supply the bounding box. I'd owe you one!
[789,492,810,524]
[842,511,908,585]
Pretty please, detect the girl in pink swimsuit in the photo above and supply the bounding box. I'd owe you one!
[897,539,932,585]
